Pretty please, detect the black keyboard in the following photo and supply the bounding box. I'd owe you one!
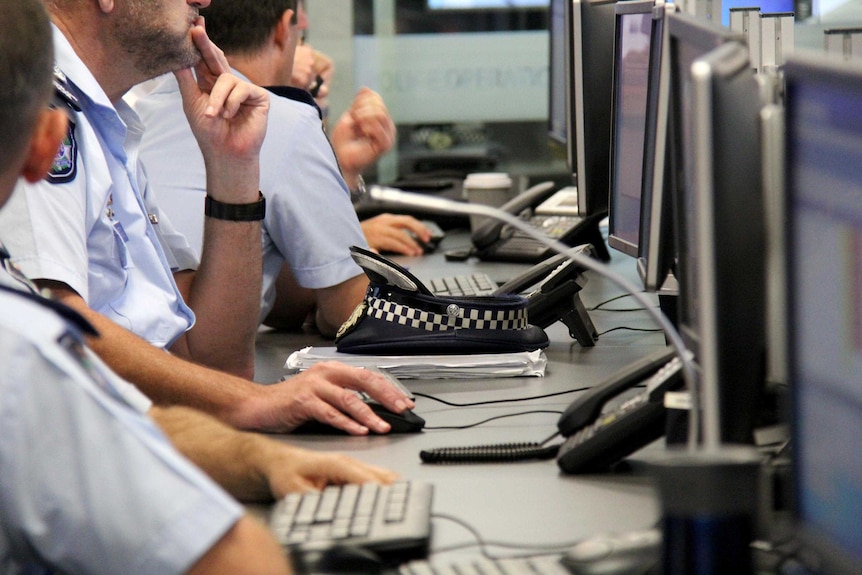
[428,272,497,297]
[270,480,433,563]
[398,555,572,575]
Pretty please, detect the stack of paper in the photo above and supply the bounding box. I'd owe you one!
[284,347,547,379]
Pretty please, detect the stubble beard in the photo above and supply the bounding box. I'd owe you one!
[111,7,201,81]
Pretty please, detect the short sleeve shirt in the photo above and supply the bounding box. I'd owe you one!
[0,269,242,575]
[134,73,368,320]
[0,26,196,348]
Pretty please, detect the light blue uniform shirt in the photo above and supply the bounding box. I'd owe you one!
[0,26,197,349]
[0,269,243,575]
[134,73,368,321]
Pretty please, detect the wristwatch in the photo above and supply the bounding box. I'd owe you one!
[350,175,367,202]
[204,192,266,221]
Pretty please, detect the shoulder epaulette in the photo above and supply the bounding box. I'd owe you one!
[52,65,81,113]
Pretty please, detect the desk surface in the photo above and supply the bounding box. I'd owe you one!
[253,231,668,559]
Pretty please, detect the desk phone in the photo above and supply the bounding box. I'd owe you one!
[469,183,611,263]
[556,347,684,474]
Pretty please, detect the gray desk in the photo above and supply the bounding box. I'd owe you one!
[253,231,669,559]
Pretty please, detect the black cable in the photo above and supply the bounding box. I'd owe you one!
[412,388,590,408]
[423,410,563,431]
[588,292,632,310]
[596,326,665,337]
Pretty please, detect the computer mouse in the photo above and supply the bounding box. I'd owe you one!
[368,402,426,433]
[293,405,425,435]
[294,544,385,575]
[560,528,662,575]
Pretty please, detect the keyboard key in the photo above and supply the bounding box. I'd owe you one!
[428,272,498,297]
[270,480,433,565]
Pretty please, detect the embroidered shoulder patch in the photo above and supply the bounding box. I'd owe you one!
[47,122,77,184]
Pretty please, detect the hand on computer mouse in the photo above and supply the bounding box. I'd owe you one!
[293,403,425,435]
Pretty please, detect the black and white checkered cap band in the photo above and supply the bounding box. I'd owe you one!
[365,295,528,332]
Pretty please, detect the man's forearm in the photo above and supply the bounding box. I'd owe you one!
[173,216,262,378]
[46,283,268,428]
[315,275,369,337]
[150,405,275,502]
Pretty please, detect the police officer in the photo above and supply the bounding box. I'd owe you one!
[0,3,397,572]
[0,0,414,436]
[135,0,432,340]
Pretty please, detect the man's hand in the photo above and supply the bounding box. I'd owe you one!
[361,214,432,257]
[242,362,416,435]
[174,18,269,200]
[291,44,320,93]
[151,405,399,503]
[291,44,334,106]
[263,445,399,500]
[331,88,396,187]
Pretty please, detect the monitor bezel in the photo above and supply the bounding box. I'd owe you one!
[548,0,576,171]
[638,0,677,292]
[690,39,766,445]
[571,0,619,216]
[607,0,655,258]
[668,12,764,445]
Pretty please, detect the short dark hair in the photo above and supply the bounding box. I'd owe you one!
[0,0,54,176]
[202,0,298,56]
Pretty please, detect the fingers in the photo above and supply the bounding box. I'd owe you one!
[348,91,396,153]
[360,215,433,256]
[310,386,387,435]
[270,452,400,500]
[191,21,231,79]
[395,216,434,243]
[291,45,317,88]
[351,365,415,413]
[282,362,415,435]
[206,74,269,119]
[316,454,400,487]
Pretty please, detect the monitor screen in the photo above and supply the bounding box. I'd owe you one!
[638,0,676,292]
[608,0,654,258]
[668,12,766,445]
[784,53,862,575]
[570,0,618,217]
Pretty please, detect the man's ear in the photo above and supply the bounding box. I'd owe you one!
[21,109,68,183]
[273,9,296,50]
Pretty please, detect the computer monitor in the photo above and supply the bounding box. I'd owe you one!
[607,0,654,258]
[638,0,677,294]
[570,0,618,219]
[784,52,862,575]
[668,12,766,445]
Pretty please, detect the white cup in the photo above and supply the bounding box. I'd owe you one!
[463,172,514,231]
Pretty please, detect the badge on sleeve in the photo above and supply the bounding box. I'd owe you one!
[47,67,80,184]
[47,124,78,184]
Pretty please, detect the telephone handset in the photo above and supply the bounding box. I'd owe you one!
[494,245,599,347]
[470,182,611,264]
[556,346,685,474]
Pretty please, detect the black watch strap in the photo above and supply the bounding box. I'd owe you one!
[204,192,266,221]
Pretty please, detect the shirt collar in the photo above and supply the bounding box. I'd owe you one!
[264,85,323,119]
